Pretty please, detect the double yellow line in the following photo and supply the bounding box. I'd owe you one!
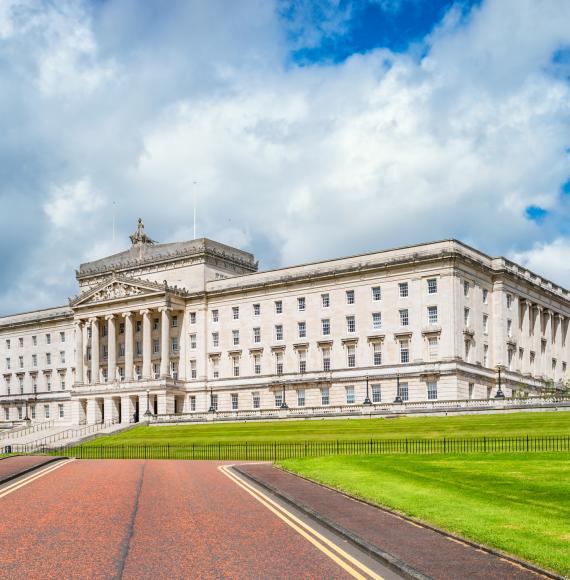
[219,465,384,580]
[0,458,74,500]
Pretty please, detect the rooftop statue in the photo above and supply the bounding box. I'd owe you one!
[129,218,157,246]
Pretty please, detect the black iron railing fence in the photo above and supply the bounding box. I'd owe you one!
[6,434,570,460]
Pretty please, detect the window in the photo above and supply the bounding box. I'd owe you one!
[31,406,35,419]
[44,404,50,419]
[190,334,197,349]
[321,387,330,405]
[211,394,218,411]
[135,321,141,333]
[231,393,239,410]
[32,378,37,393]
[464,339,471,362]
[253,354,261,375]
[119,323,125,335]
[232,330,240,346]
[483,288,488,304]
[322,319,331,336]
[19,337,23,348]
[399,282,409,297]
[46,353,51,365]
[4,408,8,420]
[17,406,22,420]
[212,309,219,323]
[275,300,283,314]
[274,391,283,408]
[60,331,65,343]
[32,335,37,346]
[253,327,261,343]
[153,363,160,379]
[346,290,355,305]
[428,337,438,360]
[119,343,125,357]
[87,327,92,339]
[119,367,125,381]
[101,325,107,337]
[232,356,240,377]
[400,340,409,364]
[153,318,159,331]
[372,312,382,330]
[5,358,10,370]
[153,339,160,354]
[170,315,178,328]
[253,303,261,316]
[5,339,10,349]
[464,281,470,297]
[483,315,488,334]
[321,293,330,308]
[298,350,307,373]
[232,306,239,320]
[18,376,23,393]
[372,286,381,301]
[483,344,489,367]
[298,322,306,338]
[171,362,178,380]
[427,381,438,400]
[59,403,64,418]
[32,354,37,367]
[211,358,219,379]
[398,382,409,401]
[60,351,65,364]
[372,384,381,403]
[427,278,437,294]
[346,316,356,333]
[189,312,197,324]
[373,343,382,366]
[252,392,261,409]
[275,352,283,375]
[427,306,438,325]
[507,348,514,370]
[530,351,535,369]
[506,294,513,309]
[275,325,283,341]
[464,307,470,326]
[399,309,409,326]
[212,332,219,348]
[171,337,179,353]
[346,386,355,404]
[297,389,305,407]
[298,297,306,311]
[347,345,356,368]
[469,383,475,399]
[190,396,196,411]
[18,355,23,369]
[322,347,331,371]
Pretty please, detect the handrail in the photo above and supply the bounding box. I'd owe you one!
[0,420,55,441]
[20,419,119,449]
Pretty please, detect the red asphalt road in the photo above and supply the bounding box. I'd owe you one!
[0,460,351,579]
[0,455,60,484]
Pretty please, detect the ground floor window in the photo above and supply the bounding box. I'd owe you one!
[321,387,330,405]
[469,383,474,399]
[275,391,283,408]
[297,389,305,407]
[4,408,8,420]
[372,384,381,403]
[398,382,409,402]
[44,404,50,419]
[211,394,218,411]
[252,392,260,409]
[231,393,239,410]
[59,404,64,418]
[17,406,22,420]
[427,381,438,400]
[31,406,36,419]
[189,395,196,411]
[345,386,355,404]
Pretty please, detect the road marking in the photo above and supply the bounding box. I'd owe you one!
[219,465,383,580]
[0,459,74,500]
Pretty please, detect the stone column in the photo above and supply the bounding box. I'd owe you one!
[103,397,114,424]
[121,395,134,424]
[159,307,170,378]
[544,309,553,379]
[82,323,89,384]
[139,392,150,420]
[86,399,97,425]
[520,300,530,374]
[106,315,116,383]
[75,320,84,385]
[123,312,134,381]
[532,305,542,376]
[141,309,152,379]
[90,317,99,385]
[70,399,81,425]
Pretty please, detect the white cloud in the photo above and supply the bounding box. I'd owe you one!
[512,238,570,287]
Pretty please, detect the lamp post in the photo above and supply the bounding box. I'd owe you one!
[495,365,505,399]
[144,389,152,418]
[363,375,372,405]
[208,386,216,412]
[280,382,288,409]
[394,371,403,404]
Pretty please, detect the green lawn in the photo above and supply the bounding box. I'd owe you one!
[278,453,570,576]
[87,411,570,446]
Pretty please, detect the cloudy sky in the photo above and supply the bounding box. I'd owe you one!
[1,0,570,315]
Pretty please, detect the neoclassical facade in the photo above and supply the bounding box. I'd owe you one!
[1,221,569,425]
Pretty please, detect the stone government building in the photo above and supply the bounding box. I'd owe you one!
[1,220,569,425]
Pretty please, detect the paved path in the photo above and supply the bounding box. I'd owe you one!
[0,460,390,579]
[0,455,62,485]
[237,464,554,580]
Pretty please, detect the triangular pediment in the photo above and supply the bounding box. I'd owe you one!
[70,276,168,307]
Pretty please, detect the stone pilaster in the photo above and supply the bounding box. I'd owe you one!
[141,309,152,379]
[75,320,84,385]
[106,314,116,383]
[159,307,170,378]
[90,317,99,384]
[123,312,134,381]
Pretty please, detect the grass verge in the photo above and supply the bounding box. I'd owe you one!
[278,453,570,576]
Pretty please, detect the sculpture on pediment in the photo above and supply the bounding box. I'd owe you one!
[90,282,145,303]
[129,218,157,246]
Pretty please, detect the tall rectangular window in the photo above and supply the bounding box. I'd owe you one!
[483,288,488,304]
[483,314,488,334]
[398,382,409,401]
[189,334,197,349]
[427,381,438,400]
[321,387,330,405]
[373,343,382,366]
[212,332,219,348]
[298,350,307,373]
[400,340,409,363]
[399,309,409,326]
[427,306,438,325]
[427,279,437,294]
[190,360,197,379]
[464,281,470,296]
[275,300,283,314]
[346,290,355,305]
[464,307,470,326]
[190,396,196,411]
[232,330,240,346]
[428,337,438,360]
[232,306,239,320]
[322,347,331,371]
[399,282,409,297]
[507,319,512,337]
[464,340,471,362]
[298,297,306,311]
[171,316,178,327]
[189,312,197,324]
[275,352,283,375]
[212,309,219,323]
[345,386,355,404]
[347,345,356,368]
[372,312,382,330]
[275,325,283,341]
[60,331,65,343]
[321,293,330,308]
[297,389,305,407]
[372,384,381,403]
[253,327,261,343]
[252,392,261,409]
[211,358,219,379]
[231,393,239,410]
[483,344,489,367]
[322,319,331,336]
[232,356,240,377]
[253,303,261,316]
[372,286,381,301]
[253,354,261,375]
[506,294,513,309]
[298,322,306,338]
[346,316,356,333]
[274,391,283,408]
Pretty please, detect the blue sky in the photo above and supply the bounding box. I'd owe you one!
[0,0,570,315]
